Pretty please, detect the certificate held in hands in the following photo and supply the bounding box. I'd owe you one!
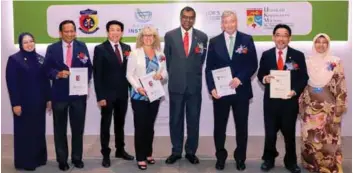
[139,71,165,102]
[69,68,88,96]
[212,67,236,97]
[270,70,291,99]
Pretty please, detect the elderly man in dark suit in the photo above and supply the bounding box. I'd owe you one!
[205,11,258,171]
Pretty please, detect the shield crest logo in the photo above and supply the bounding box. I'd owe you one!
[246,9,263,28]
[79,9,99,34]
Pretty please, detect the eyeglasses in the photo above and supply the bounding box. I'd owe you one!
[143,34,154,38]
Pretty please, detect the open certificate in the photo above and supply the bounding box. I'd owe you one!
[69,68,88,96]
[270,70,291,99]
[139,71,165,102]
[212,67,236,97]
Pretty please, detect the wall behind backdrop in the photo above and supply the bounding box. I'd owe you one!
[1,0,352,136]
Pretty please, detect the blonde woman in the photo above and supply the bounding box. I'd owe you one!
[299,33,347,173]
[126,26,168,170]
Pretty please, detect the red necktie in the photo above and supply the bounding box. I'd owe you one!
[66,43,72,67]
[114,44,122,65]
[277,50,284,70]
[184,31,189,57]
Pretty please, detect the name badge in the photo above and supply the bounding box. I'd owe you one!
[312,87,323,93]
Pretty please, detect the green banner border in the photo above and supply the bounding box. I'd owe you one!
[13,0,348,43]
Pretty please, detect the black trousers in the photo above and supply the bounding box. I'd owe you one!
[262,98,298,165]
[100,98,128,157]
[53,99,86,163]
[131,99,160,161]
[213,95,249,161]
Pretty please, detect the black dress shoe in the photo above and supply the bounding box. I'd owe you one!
[165,154,182,164]
[115,151,134,160]
[102,157,111,168]
[59,162,70,171]
[23,167,36,171]
[285,164,301,173]
[236,160,246,171]
[215,160,225,170]
[72,160,84,168]
[185,154,200,164]
[261,160,275,171]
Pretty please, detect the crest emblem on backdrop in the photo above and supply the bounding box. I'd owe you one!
[246,8,263,28]
[79,9,99,34]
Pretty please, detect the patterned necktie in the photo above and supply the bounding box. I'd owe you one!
[66,43,72,67]
[228,35,235,59]
[184,31,189,57]
[277,50,284,70]
[114,44,122,65]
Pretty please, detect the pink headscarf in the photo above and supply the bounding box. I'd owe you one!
[306,33,340,88]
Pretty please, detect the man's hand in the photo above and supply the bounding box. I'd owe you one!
[57,70,70,78]
[211,89,221,99]
[282,90,296,100]
[229,77,242,89]
[13,106,22,116]
[263,75,275,84]
[98,100,107,107]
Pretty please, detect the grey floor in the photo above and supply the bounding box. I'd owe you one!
[1,135,352,173]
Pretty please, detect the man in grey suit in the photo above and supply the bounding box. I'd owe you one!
[164,6,208,164]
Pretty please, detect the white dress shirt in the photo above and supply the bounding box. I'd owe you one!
[181,27,193,53]
[109,40,124,63]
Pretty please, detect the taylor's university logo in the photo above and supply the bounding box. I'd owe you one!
[79,9,99,34]
[246,8,263,28]
[135,8,152,23]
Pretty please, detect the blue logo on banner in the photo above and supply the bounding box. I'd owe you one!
[135,8,152,23]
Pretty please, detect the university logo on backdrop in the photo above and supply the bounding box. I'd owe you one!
[246,8,263,29]
[79,9,99,34]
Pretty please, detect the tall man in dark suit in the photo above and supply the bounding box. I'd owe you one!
[164,6,208,164]
[257,24,308,173]
[205,11,258,171]
[93,20,134,168]
[44,20,92,171]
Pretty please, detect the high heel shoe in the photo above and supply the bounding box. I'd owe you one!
[147,158,155,164]
[137,162,147,170]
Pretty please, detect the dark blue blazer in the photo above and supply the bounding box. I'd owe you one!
[205,31,258,100]
[44,40,92,102]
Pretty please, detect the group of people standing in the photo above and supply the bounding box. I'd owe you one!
[6,6,347,173]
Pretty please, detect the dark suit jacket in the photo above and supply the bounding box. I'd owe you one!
[44,40,92,102]
[257,47,308,101]
[164,27,208,94]
[93,40,131,101]
[205,31,258,100]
